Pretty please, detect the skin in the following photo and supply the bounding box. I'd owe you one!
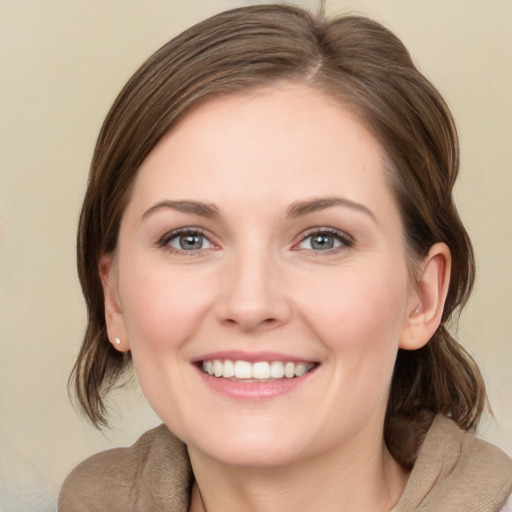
[101,83,450,511]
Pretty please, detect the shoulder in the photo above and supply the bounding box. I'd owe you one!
[426,417,512,506]
[394,416,512,511]
[435,416,512,477]
[58,425,192,512]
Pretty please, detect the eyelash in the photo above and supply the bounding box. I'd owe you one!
[158,228,215,255]
[295,227,354,253]
[157,227,354,255]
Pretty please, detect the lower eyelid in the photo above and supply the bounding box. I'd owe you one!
[297,229,353,249]
[158,228,212,249]
[157,228,353,252]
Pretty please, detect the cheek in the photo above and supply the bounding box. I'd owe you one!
[116,265,216,420]
[296,262,409,364]
[118,264,214,358]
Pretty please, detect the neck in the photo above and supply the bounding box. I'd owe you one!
[188,435,408,512]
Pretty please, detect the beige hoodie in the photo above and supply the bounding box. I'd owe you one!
[59,416,512,511]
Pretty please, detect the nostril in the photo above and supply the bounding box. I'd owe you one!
[222,315,278,332]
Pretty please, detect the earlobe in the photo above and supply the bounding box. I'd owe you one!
[99,253,130,352]
[399,243,451,350]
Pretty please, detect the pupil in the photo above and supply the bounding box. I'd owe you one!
[312,234,333,250]
[180,234,202,250]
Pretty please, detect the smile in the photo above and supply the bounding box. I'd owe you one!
[201,359,316,380]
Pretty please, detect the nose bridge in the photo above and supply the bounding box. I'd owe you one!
[217,239,290,331]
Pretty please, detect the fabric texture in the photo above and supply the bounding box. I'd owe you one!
[391,416,512,511]
[59,416,512,512]
[58,425,192,512]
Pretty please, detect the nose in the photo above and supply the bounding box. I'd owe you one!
[216,246,292,332]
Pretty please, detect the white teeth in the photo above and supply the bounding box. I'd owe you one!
[201,359,314,380]
[213,360,223,377]
[252,361,270,379]
[270,361,285,378]
[234,360,252,379]
[223,359,234,378]
[284,362,295,379]
[294,363,309,377]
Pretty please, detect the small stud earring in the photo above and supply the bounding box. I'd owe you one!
[414,307,420,315]
[114,337,121,345]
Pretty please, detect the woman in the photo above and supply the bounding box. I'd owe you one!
[59,4,512,511]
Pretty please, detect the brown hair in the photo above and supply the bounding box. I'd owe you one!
[72,4,486,460]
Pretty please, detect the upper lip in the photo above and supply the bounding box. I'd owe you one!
[191,350,318,364]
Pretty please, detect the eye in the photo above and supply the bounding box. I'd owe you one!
[162,229,214,252]
[297,229,353,251]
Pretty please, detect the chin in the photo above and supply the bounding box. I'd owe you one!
[200,442,303,469]
[183,422,312,469]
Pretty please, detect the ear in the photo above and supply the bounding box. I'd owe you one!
[399,242,451,350]
[99,253,130,352]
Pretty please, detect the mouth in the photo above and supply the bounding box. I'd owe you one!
[199,359,318,381]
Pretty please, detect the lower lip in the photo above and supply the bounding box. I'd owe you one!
[195,366,317,401]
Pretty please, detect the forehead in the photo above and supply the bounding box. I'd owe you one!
[127,83,395,219]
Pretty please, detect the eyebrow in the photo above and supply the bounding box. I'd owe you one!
[286,197,377,223]
[142,200,220,219]
[142,197,376,222]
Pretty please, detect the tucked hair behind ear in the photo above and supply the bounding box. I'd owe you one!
[72,4,486,459]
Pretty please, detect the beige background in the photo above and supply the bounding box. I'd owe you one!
[1,0,511,509]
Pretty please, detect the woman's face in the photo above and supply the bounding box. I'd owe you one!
[105,83,421,468]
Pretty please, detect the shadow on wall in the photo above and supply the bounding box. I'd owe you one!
[0,428,58,512]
